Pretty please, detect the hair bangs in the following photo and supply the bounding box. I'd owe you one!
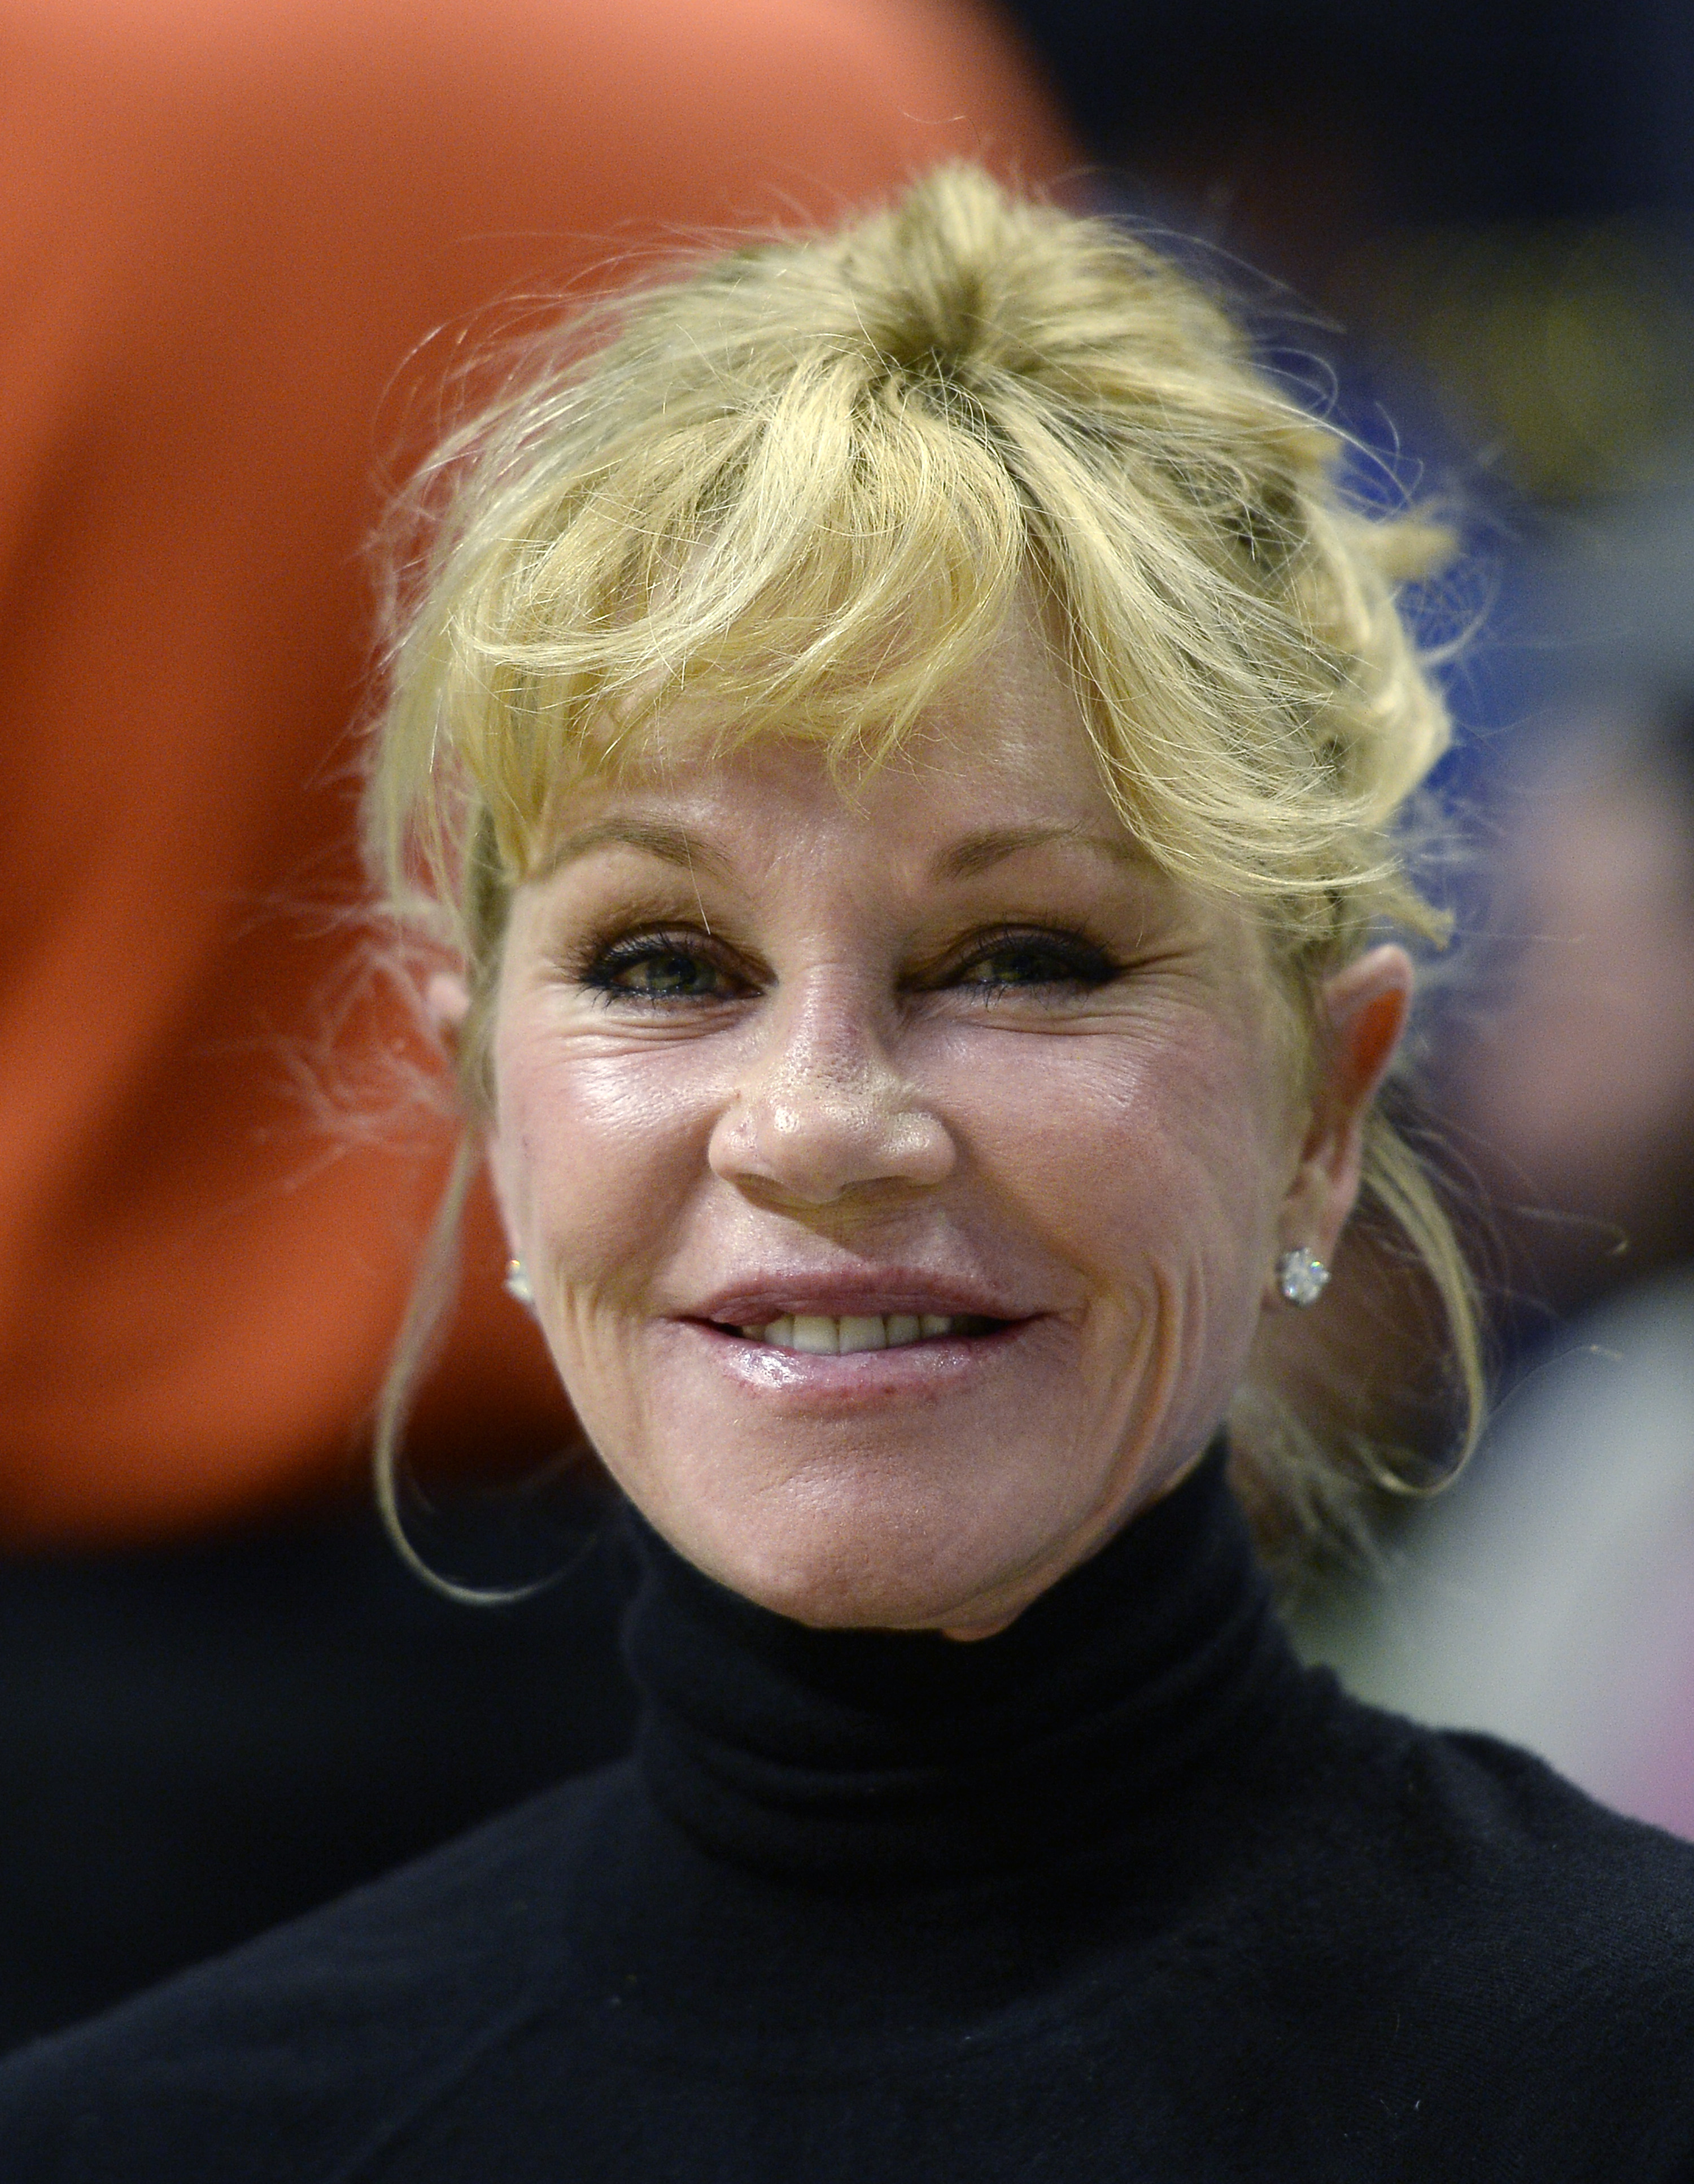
[414,355,1027,886]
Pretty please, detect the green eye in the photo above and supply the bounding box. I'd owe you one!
[951,932,1116,990]
[583,936,746,1003]
[619,950,728,996]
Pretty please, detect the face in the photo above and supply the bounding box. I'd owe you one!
[486,605,1402,1635]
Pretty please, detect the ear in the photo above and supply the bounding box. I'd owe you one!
[425,971,471,1030]
[1271,944,1413,1302]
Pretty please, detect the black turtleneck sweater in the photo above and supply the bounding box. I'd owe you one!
[3,1451,1692,2179]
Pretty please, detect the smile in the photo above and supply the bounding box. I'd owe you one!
[731,1312,1003,1353]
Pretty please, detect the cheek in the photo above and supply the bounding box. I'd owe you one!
[490,1027,712,1297]
[946,1019,1290,1304]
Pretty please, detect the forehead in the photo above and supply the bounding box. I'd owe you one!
[537,600,1131,877]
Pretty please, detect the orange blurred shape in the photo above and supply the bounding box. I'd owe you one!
[0,0,1074,1544]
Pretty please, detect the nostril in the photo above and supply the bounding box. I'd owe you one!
[708,1080,954,1198]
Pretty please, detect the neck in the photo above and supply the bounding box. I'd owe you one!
[621,1444,1298,1887]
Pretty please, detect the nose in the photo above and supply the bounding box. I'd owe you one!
[707,972,955,1205]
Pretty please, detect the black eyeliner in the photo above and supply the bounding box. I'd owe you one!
[928,922,1121,993]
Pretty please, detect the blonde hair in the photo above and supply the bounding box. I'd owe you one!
[368,165,1482,1574]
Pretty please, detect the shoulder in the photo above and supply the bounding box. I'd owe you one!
[0,1764,630,2182]
[1282,1671,1694,2015]
[1194,1674,1694,2168]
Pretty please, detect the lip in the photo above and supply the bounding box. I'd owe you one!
[684,1270,1033,1329]
[671,1311,1044,1410]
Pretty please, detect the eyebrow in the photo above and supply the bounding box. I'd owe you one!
[933,824,1141,880]
[534,819,731,883]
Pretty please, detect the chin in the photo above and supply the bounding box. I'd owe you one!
[661,1461,1070,1634]
[722,1551,1001,1633]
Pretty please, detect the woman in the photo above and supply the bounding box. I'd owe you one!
[3,168,1691,2179]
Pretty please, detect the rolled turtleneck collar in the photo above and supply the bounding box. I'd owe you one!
[622,1443,1299,1888]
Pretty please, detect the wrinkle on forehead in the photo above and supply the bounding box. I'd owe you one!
[532,808,1155,898]
[524,591,1139,881]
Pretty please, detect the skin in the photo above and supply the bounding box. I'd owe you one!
[451,605,1409,1637]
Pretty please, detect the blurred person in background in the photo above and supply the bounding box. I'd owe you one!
[1296,491,1694,1839]
[982,4,1694,1831]
[0,0,1070,2045]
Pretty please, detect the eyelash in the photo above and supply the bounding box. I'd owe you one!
[961,925,1121,989]
[578,929,753,1006]
[574,923,1120,1006]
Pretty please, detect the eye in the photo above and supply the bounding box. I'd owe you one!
[944,927,1119,994]
[580,930,752,1004]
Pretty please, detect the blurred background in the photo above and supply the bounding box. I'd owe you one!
[2,0,1691,2050]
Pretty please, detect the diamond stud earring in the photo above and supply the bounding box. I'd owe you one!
[503,1257,536,1308]
[1276,1247,1330,1308]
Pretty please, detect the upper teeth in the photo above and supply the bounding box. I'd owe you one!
[738,1313,966,1353]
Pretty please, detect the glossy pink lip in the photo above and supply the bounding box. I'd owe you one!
[674,1308,1044,1413]
[683,1272,1032,1328]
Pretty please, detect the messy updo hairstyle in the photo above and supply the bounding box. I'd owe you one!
[368,164,1482,1575]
